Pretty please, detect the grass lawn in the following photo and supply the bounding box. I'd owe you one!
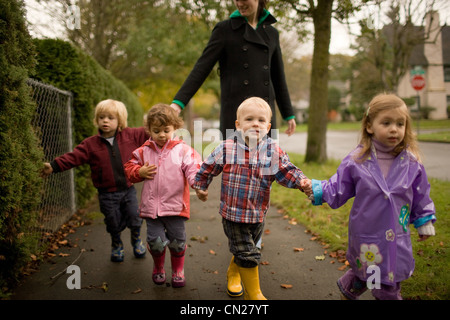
[271,153,450,300]
[284,119,450,143]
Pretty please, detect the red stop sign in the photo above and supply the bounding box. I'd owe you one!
[411,75,425,91]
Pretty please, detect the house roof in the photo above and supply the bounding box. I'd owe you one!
[382,24,450,67]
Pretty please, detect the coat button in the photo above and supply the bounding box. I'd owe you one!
[243,63,249,69]
[242,46,248,52]
[264,81,269,86]
[263,65,269,70]
[244,80,249,85]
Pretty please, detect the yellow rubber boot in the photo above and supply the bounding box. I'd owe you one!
[227,256,243,297]
[238,266,267,300]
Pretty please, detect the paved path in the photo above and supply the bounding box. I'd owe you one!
[12,178,363,302]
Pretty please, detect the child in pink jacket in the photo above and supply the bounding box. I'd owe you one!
[124,104,201,288]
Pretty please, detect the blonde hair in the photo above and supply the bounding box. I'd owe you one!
[146,103,184,130]
[93,99,128,130]
[236,97,272,121]
[357,93,421,162]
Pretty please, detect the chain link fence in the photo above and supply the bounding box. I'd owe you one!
[27,78,76,248]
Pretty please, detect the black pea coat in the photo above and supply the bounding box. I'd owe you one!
[173,13,294,138]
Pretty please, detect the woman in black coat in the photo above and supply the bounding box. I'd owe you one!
[170,0,296,139]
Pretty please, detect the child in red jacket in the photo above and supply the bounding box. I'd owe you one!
[42,99,150,262]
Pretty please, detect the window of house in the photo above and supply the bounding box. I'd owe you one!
[444,66,450,82]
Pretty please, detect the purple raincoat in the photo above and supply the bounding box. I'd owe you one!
[312,145,436,285]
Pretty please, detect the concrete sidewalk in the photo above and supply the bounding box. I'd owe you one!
[12,178,368,301]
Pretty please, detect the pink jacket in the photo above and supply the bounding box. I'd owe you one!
[124,138,201,219]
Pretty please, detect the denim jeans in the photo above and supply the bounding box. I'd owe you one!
[98,186,142,236]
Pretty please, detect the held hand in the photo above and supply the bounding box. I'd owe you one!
[170,103,182,115]
[285,119,296,136]
[138,162,157,179]
[300,178,312,197]
[195,189,208,202]
[41,163,53,178]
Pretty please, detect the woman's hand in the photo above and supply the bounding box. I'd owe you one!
[285,119,296,136]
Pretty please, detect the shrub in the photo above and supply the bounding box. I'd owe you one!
[0,0,43,294]
[32,38,144,207]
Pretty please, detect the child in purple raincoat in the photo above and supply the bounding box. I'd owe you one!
[309,93,436,300]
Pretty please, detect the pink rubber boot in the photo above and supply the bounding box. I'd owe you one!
[170,247,186,288]
[148,244,166,285]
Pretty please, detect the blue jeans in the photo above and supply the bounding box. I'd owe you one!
[98,186,142,236]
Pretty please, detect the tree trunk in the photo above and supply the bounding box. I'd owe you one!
[305,0,333,163]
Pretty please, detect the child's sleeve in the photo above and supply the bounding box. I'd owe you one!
[410,163,436,229]
[274,147,307,189]
[131,127,150,145]
[123,148,145,183]
[311,155,355,208]
[181,146,202,187]
[51,139,91,173]
[192,143,224,190]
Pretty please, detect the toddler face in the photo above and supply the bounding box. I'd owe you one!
[366,105,407,148]
[235,104,271,144]
[97,112,119,138]
[149,124,175,148]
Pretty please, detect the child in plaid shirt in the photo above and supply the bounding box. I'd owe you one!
[193,97,311,300]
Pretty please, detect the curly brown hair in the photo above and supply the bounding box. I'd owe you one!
[145,103,184,131]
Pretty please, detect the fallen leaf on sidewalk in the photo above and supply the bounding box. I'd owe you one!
[190,236,208,243]
[315,255,325,261]
[100,282,108,292]
[261,261,270,265]
[293,247,304,252]
[264,229,271,235]
[132,288,142,294]
[209,249,216,255]
[281,284,293,289]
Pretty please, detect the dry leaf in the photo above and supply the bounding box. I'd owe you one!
[209,249,216,255]
[264,229,271,235]
[132,288,142,294]
[315,255,325,261]
[281,284,293,289]
[58,240,68,245]
[338,265,347,271]
[101,282,108,292]
[59,253,70,257]
[261,261,270,265]
[293,247,304,252]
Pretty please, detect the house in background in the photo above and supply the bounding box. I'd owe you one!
[397,11,449,119]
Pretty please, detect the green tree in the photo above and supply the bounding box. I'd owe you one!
[271,0,370,163]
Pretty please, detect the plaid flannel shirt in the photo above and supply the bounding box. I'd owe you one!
[193,134,307,223]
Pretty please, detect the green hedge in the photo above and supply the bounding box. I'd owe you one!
[0,0,43,295]
[0,2,144,294]
[32,38,144,207]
